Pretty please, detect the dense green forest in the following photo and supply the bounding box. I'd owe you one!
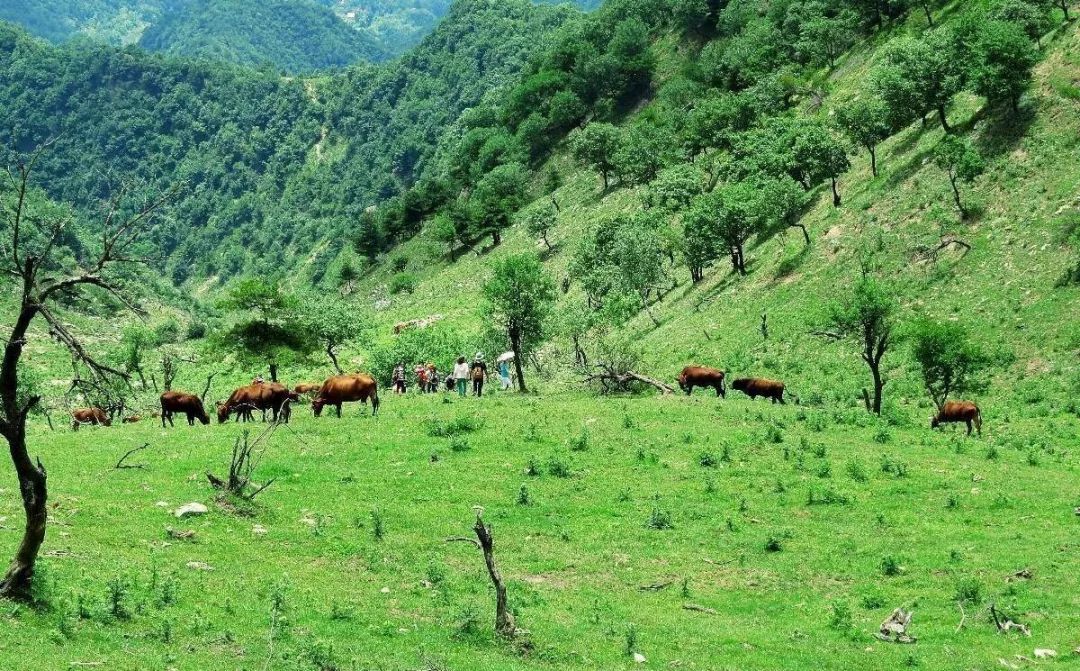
[0,0,576,284]
[138,0,390,72]
[0,0,602,65]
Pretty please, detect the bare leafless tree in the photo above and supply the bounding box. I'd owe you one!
[0,145,176,600]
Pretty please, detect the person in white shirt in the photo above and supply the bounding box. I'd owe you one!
[452,357,470,397]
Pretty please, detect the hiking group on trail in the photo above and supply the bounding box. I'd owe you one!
[393,352,512,398]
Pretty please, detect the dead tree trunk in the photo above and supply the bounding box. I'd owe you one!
[0,295,49,600]
[473,514,516,638]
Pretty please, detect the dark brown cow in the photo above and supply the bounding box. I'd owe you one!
[931,401,982,436]
[312,374,380,418]
[72,407,110,430]
[217,383,292,424]
[678,366,726,397]
[160,391,211,427]
[731,378,786,404]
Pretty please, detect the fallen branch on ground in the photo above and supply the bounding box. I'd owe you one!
[114,443,151,470]
[683,603,718,615]
[990,603,1031,636]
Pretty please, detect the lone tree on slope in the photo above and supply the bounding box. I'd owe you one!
[483,253,555,393]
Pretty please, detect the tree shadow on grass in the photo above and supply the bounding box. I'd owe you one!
[968,106,1037,160]
[772,244,813,283]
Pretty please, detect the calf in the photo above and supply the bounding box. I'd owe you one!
[678,366,726,397]
[731,378,785,404]
[931,401,982,436]
[161,391,211,427]
[72,407,110,430]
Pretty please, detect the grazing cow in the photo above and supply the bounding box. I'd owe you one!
[678,366,727,397]
[931,401,982,436]
[217,383,292,424]
[731,378,786,404]
[160,391,211,427]
[294,383,321,396]
[72,407,110,430]
[312,374,380,418]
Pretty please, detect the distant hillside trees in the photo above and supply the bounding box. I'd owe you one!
[570,123,622,191]
[483,254,556,392]
[968,19,1039,113]
[835,98,891,177]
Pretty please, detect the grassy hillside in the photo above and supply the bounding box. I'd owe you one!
[348,7,1080,416]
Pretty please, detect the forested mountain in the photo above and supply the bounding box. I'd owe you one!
[138,0,390,72]
[0,0,602,65]
[0,0,577,283]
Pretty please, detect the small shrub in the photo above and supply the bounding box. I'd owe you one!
[624,623,637,656]
[946,494,960,509]
[1026,451,1040,467]
[873,427,892,444]
[524,456,541,477]
[548,456,571,478]
[806,486,851,506]
[811,443,827,458]
[569,428,590,452]
[622,414,637,430]
[720,444,733,463]
[860,591,886,610]
[881,555,902,576]
[846,460,868,483]
[954,577,982,605]
[704,476,717,494]
[453,605,483,640]
[773,479,787,493]
[881,456,909,478]
[764,535,784,553]
[389,272,418,295]
[698,451,718,468]
[647,499,674,530]
[985,445,1000,461]
[816,461,832,479]
[371,507,385,541]
[329,602,355,621]
[516,484,531,506]
[106,577,131,620]
[764,423,784,444]
[449,436,470,453]
[830,600,853,631]
[391,255,409,273]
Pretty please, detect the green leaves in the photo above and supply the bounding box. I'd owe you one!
[909,319,991,410]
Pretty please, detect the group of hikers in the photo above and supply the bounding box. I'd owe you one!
[391,352,513,398]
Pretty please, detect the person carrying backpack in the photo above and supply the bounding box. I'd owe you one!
[471,352,488,397]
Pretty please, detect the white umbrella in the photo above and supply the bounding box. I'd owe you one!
[497,351,515,363]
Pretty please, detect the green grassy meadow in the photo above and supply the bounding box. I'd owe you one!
[1,390,1077,670]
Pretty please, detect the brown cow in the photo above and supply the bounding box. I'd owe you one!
[731,378,786,404]
[678,366,726,397]
[931,401,982,436]
[72,407,110,430]
[160,391,211,427]
[312,374,380,418]
[294,383,321,396]
[217,383,292,424]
